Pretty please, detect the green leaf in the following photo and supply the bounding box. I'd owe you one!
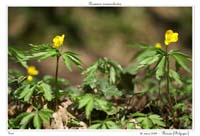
[32,51,57,61]
[131,112,146,117]
[105,121,120,129]
[139,55,160,66]
[136,117,145,123]
[38,109,53,123]
[66,52,82,65]
[78,94,93,109]
[33,114,41,129]
[38,82,53,101]
[18,85,31,99]
[173,103,186,112]
[149,114,166,127]
[127,122,135,129]
[8,112,30,128]
[141,118,153,129]
[19,112,35,129]
[134,47,157,62]
[95,98,117,115]
[8,47,28,68]
[18,85,35,102]
[103,85,122,97]
[78,94,94,119]
[123,65,138,75]
[82,62,98,87]
[43,75,69,87]
[170,51,191,73]
[169,50,191,61]
[86,98,94,119]
[156,56,166,80]
[98,79,122,97]
[24,86,34,102]
[28,44,58,61]
[62,52,82,71]
[109,67,116,84]
[62,54,72,71]
[78,94,117,119]
[169,69,182,84]
[101,124,107,129]
[89,123,102,129]
[82,58,122,86]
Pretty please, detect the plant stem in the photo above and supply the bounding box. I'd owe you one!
[55,54,60,110]
[165,46,175,126]
[165,46,171,106]
[55,55,60,84]
[158,80,164,109]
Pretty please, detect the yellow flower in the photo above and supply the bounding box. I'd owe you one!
[164,30,178,46]
[155,42,162,49]
[27,66,39,82]
[27,66,39,76]
[53,34,65,48]
[27,75,33,82]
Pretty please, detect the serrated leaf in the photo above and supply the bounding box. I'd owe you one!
[169,50,191,61]
[66,52,82,65]
[123,65,138,75]
[28,44,58,61]
[33,114,41,129]
[78,94,94,119]
[156,56,166,80]
[98,79,122,97]
[101,124,107,129]
[139,55,159,66]
[95,98,117,115]
[19,112,35,129]
[62,52,82,71]
[9,112,30,128]
[141,118,153,129]
[169,69,182,84]
[18,85,31,99]
[18,85,35,102]
[78,94,93,109]
[8,47,28,68]
[134,48,157,62]
[171,51,191,73]
[127,122,135,129]
[105,121,120,129]
[62,54,72,71]
[85,98,94,119]
[103,85,122,97]
[39,82,53,101]
[82,62,98,87]
[109,67,116,84]
[149,114,166,127]
[131,112,146,117]
[136,117,145,123]
[31,51,57,61]
[23,86,34,102]
[38,109,53,123]
[89,123,102,129]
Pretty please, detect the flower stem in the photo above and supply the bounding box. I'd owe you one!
[165,46,175,126]
[55,55,60,84]
[55,54,60,110]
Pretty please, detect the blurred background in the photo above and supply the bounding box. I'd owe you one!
[8,7,192,85]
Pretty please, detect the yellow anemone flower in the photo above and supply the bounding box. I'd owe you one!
[27,66,39,76]
[155,42,162,49]
[164,30,178,46]
[53,34,65,48]
[27,75,33,82]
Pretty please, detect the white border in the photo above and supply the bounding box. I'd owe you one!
[1,1,199,136]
